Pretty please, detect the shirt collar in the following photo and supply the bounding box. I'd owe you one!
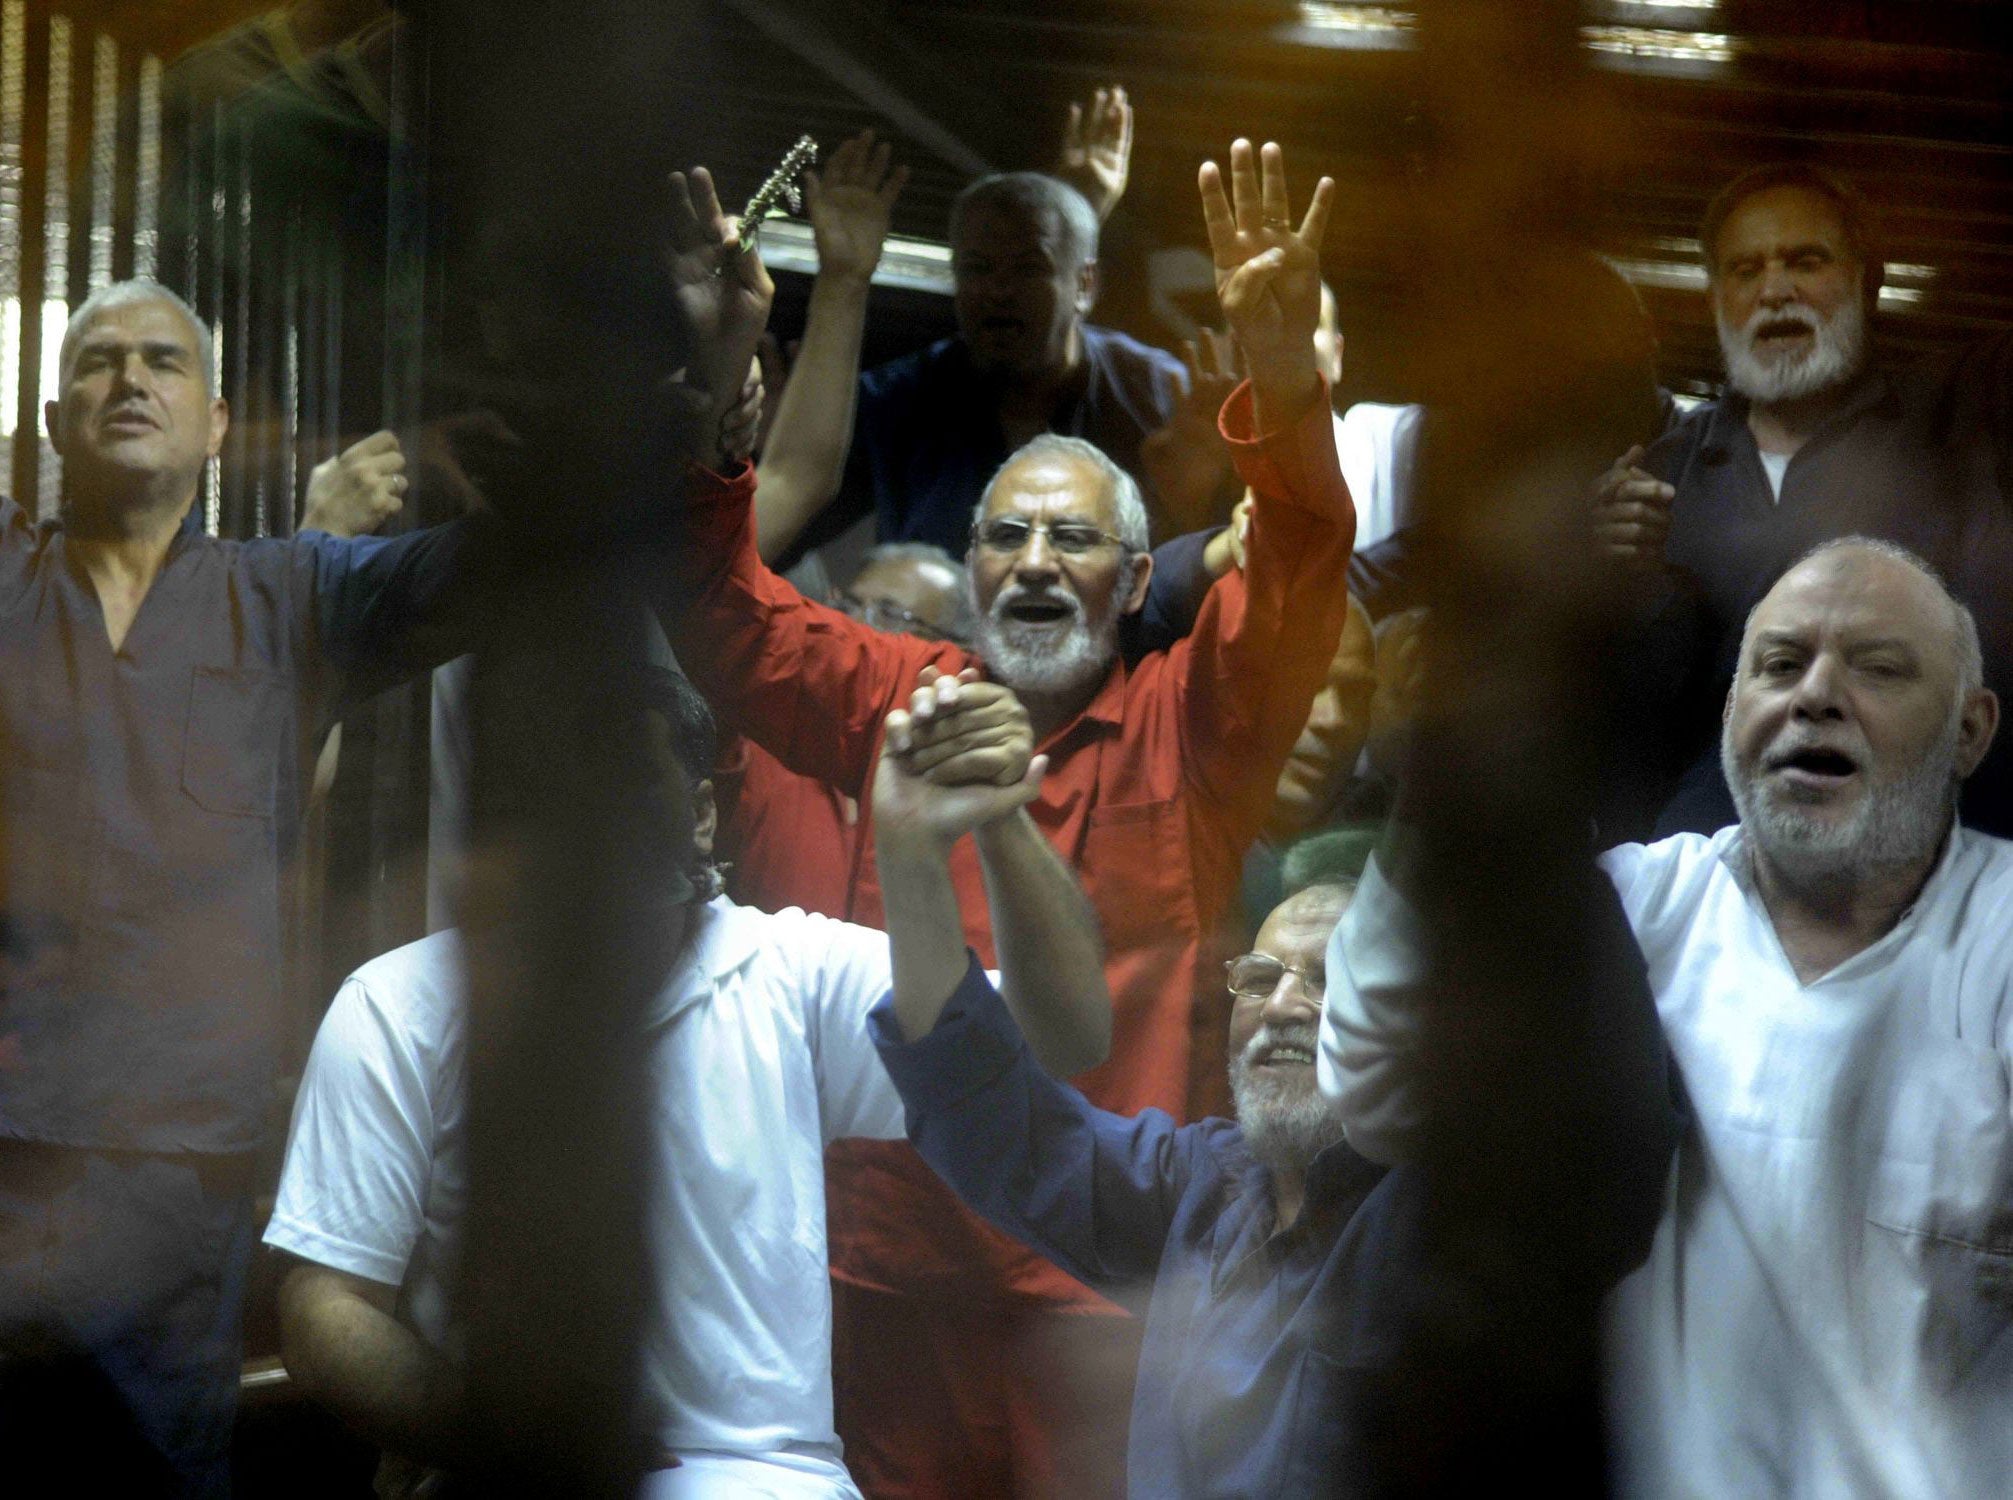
[1699,365,1897,464]
[647,896,765,1027]
[1034,655,1127,752]
[1719,816,1970,965]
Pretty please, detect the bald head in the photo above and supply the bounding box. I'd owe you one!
[1722,538,1998,888]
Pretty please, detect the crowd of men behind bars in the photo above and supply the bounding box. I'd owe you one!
[2,65,2012,1500]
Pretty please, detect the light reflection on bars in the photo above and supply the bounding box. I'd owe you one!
[1612,251,1935,311]
[1583,26,1737,64]
[39,15,69,515]
[135,54,159,277]
[2,1,24,439]
[88,31,114,288]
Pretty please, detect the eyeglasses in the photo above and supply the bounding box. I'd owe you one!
[970,518,1131,558]
[1224,953,1325,999]
[836,591,965,645]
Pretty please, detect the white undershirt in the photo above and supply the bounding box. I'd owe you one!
[1759,449,1791,501]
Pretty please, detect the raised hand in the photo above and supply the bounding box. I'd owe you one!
[1198,140,1333,423]
[664,166,776,429]
[300,430,406,537]
[804,129,908,287]
[875,668,1045,851]
[1590,444,1675,573]
[1058,86,1134,223]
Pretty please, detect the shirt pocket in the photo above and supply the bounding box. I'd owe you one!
[1076,798,1195,952]
[1865,1037,2013,1381]
[180,668,283,819]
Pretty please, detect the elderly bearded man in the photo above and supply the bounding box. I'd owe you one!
[1324,538,2013,1497]
[1590,163,2013,839]
[657,142,1354,1497]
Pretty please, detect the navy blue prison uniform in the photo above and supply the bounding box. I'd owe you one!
[1632,340,2013,841]
[797,325,1186,561]
[871,949,1675,1499]
[0,494,494,1494]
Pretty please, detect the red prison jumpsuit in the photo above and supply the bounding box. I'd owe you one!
[664,382,1355,1498]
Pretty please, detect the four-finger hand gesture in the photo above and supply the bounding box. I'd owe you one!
[665,166,775,420]
[301,430,407,538]
[805,130,908,287]
[1198,140,1333,424]
[1059,86,1134,224]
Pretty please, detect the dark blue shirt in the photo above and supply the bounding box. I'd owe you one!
[1635,336,2013,839]
[829,325,1186,560]
[0,499,494,1153]
[871,960,1395,1498]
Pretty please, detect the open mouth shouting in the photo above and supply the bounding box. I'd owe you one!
[1765,742,1862,796]
[1749,312,1819,355]
[1000,593,1078,628]
[1249,1031,1318,1071]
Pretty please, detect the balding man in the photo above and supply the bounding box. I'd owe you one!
[0,279,501,1493]
[662,141,1353,1498]
[1324,538,2013,1497]
[1592,163,2013,841]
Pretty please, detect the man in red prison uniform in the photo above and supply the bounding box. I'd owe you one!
[661,140,1351,1498]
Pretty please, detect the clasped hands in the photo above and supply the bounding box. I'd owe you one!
[874,667,1046,856]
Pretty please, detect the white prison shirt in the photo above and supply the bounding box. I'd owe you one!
[1321,825,2013,1499]
[267,897,911,1499]
[1333,401,1422,551]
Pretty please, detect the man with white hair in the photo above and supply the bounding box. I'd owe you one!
[1589,162,2013,840]
[0,278,509,1493]
[1323,536,2013,1497]
[661,140,1355,1497]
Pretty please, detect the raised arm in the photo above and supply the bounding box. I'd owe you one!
[754,130,907,561]
[1056,86,1133,225]
[870,669,1204,1289]
[1166,141,1354,831]
[876,666,1108,1072]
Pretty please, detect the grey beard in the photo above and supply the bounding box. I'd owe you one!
[1721,699,1961,892]
[1229,1025,1349,1177]
[974,610,1114,698]
[1718,297,1866,405]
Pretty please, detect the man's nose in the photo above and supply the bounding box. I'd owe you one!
[111,353,151,393]
[1757,260,1797,306]
[1790,654,1847,718]
[1015,528,1060,576]
[1260,971,1320,1028]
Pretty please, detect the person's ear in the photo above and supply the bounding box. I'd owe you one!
[1076,258,1099,319]
[43,398,62,455]
[691,777,718,861]
[207,396,230,460]
[1119,548,1153,617]
[1955,690,2000,780]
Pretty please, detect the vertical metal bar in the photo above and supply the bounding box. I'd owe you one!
[282,203,300,531]
[109,38,136,282]
[36,12,71,518]
[133,53,158,280]
[10,3,44,511]
[1,0,28,470]
[87,31,114,290]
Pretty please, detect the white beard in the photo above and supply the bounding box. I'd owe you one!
[1717,295,1867,404]
[972,572,1127,700]
[1721,696,1960,890]
[1229,1021,1349,1175]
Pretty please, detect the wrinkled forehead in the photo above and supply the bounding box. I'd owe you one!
[1713,185,1854,267]
[1745,550,1955,666]
[73,297,205,358]
[1253,889,1353,963]
[982,455,1116,525]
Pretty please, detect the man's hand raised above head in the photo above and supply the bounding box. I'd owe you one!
[804,130,908,289]
[1058,86,1134,224]
[876,668,1046,854]
[664,165,776,442]
[1198,139,1333,428]
[300,430,407,537]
